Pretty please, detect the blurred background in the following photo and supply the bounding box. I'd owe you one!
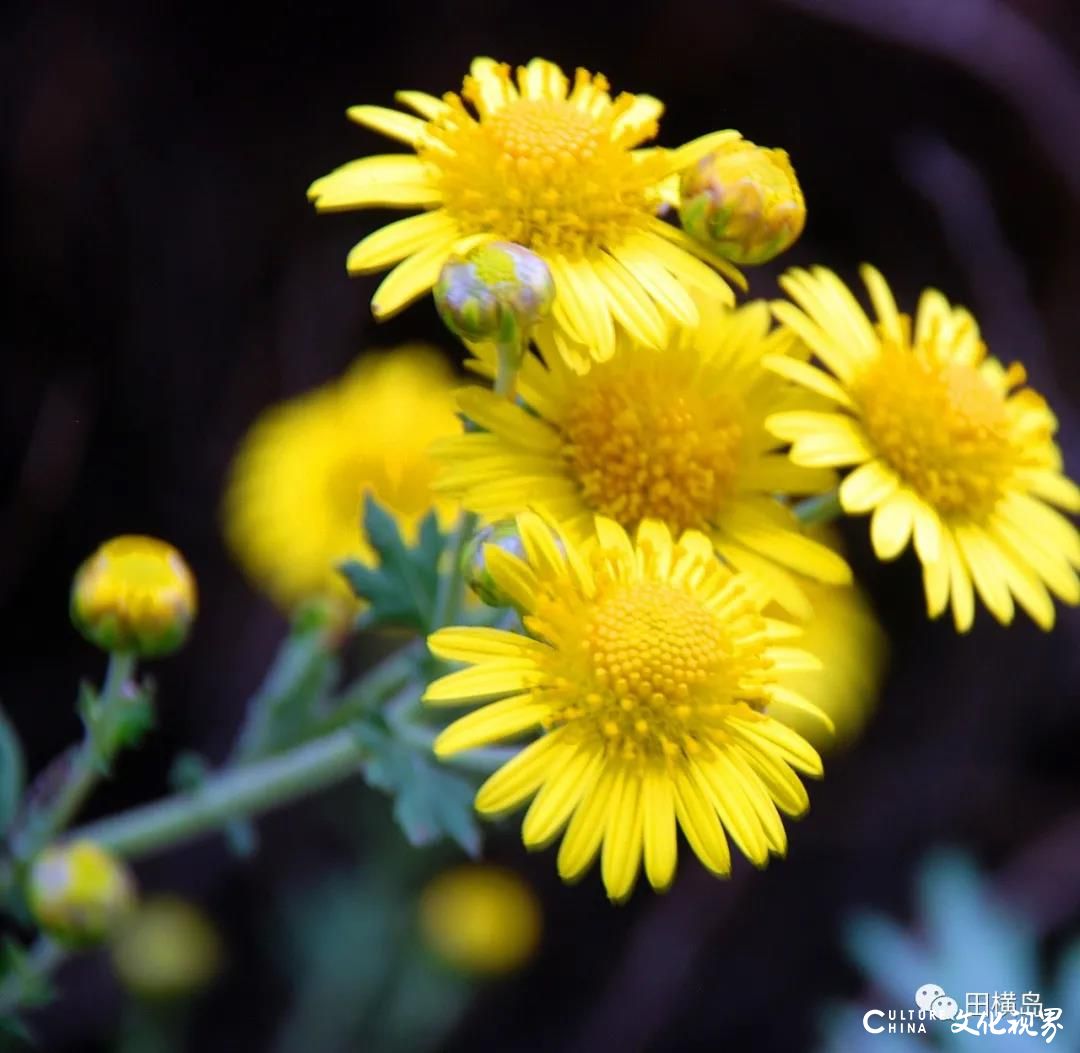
[3,0,1080,1049]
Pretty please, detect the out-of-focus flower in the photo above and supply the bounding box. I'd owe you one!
[111,896,223,1000]
[771,532,887,749]
[679,137,805,265]
[435,241,554,346]
[71,536,196,657]
[425,513,827,902]
[419,865,541,975]
[434,301,849,619]
[308,57,746,368]
[223,347,459,616]
[769,265,1080,631]
[27,841,136,945]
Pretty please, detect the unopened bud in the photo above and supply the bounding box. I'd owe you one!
[27,841,136,946]
[71,536,197,657]
[679,138,805,265]
[462,522,527,608]
[434,242,555,346]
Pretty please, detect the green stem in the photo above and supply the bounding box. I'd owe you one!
[68,727,370,860]
[793,489,843,527]
[430,513,477,631]
[13,653,136,860]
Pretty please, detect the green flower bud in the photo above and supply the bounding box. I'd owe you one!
[71,536,197,658]
[27,841,136,946]
[434,242,555,346]
[462,522,527,608]
[679,137,806,265]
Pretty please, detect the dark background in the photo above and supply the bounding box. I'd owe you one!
[3,0,1080,1049]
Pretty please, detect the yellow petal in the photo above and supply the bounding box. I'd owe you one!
[347,105,427,146]
[642,768,677,891]
[839,460,899,514]
[522,748,602,847]
[347,211,460,273]
[475,730,569,815]
[433,698,546,755]
[557,764,617,881]
[601,769,644,902]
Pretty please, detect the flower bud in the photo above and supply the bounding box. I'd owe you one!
[71,536,197,657]
[111,896,223,1001]
[419,865,541,976]
[434,242,555,345]
[461,521,528,608]
[27,841,136,946]
[678,137,805,265]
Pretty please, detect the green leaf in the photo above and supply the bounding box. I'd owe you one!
[0,707,25,837]
[78,680,155,773]
[353,725,481,858]
[340,499,447,633]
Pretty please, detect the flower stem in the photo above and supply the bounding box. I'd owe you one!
[793,490,843,527]
[67,726,370,860]
[12,652,137,860]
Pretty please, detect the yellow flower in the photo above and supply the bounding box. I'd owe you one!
[418,865,541,975]
[223,346,460,615]
[433,301,850,617]
[71,536,196,657]
[111,896,223,1000]
[769,265,1080,631]
[424,513,827,902]
[308,57,745,367]
[27,841,136,945]
[679,136,806,265]
[770,532,887,749]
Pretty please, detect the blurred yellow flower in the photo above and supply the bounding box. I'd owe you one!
[771,533,887,749]
[111,896,223,1000]
[425,513,827,902]
[769,265,1080,631]
[71,536,196,657]
[419,865,541,975]
[434,301,849,617]
[308,56,745,367]
[223,346,460,615]
[27,841,136,946]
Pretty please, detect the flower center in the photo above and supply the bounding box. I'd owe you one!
[857,344,1015,515]
[424,91,664,258]
[561,369,744,533]
[537,581,770,762]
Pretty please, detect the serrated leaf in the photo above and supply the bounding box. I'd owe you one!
[354,725,481,857]
[0,707,25,837]
[339,497,447,633]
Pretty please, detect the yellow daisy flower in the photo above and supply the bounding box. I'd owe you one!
[308,57,745,366]
[768,265,1080,631]
[223,346,459,615]
[433,301,851,617]
[424,512,827,901]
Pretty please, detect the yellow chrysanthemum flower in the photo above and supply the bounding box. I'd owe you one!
[418,865,541,975]
[433,301,851,617]
[424,513,827,902]
[770,532,887,749]
[768,265,1080,631]
[308,57,745,367]
[223,346,459,615]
